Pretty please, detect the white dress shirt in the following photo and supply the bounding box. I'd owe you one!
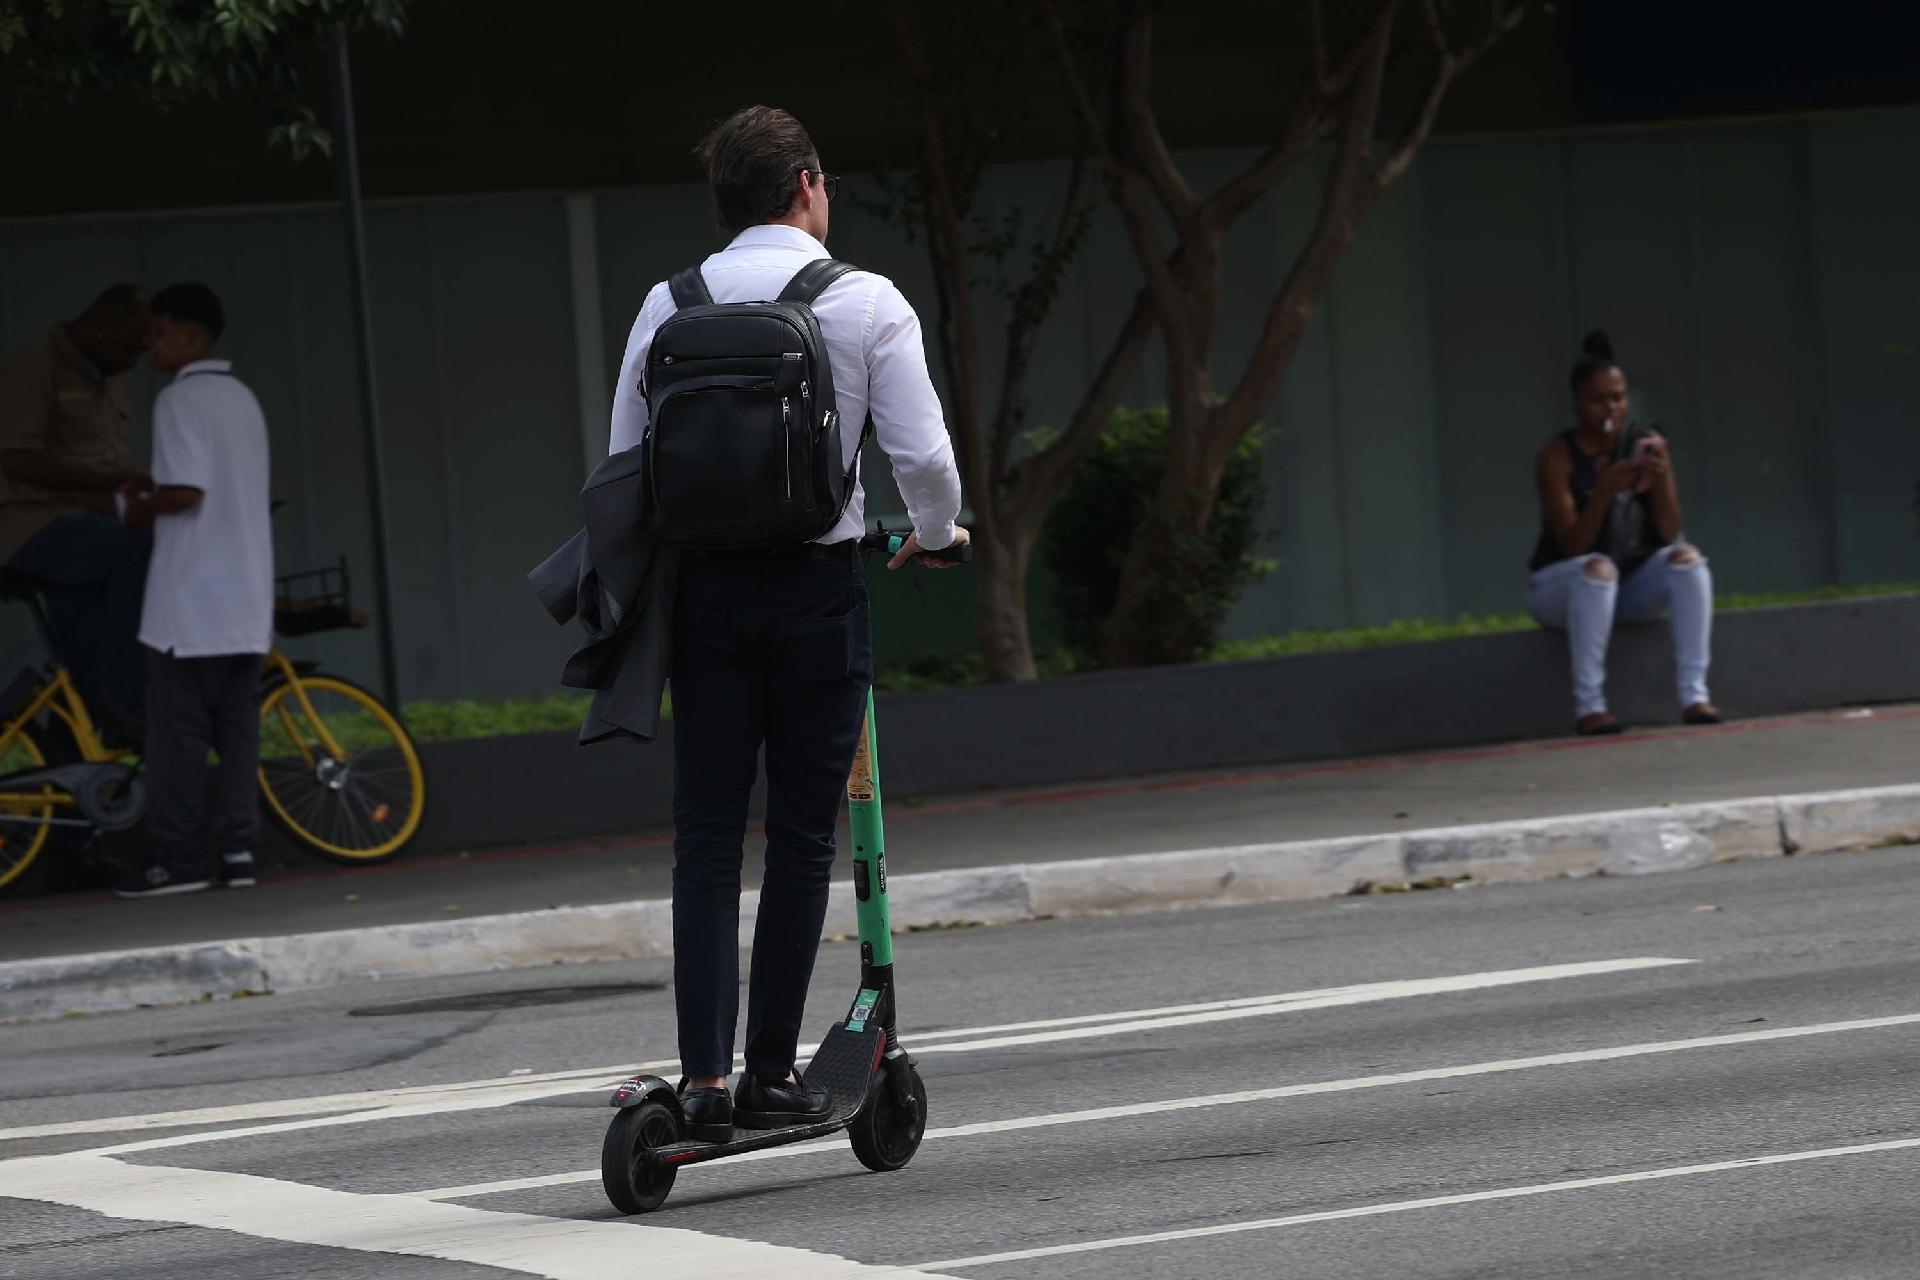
[138,359,274,657]
[609,223,962,549]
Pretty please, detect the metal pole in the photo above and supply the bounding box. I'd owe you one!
[327,25,403,716]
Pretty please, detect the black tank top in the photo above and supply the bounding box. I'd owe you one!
[1529,428,1658,572]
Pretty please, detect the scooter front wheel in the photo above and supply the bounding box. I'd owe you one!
[602,1101,681,1213]
[849,1063,927,1173]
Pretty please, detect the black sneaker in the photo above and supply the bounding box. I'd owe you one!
[678,1083,733,1144]
[221,851,257,888]
[112,863,211,899]
[733,1069,831,1130]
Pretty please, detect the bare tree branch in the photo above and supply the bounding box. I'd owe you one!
[1199,0,1409,232]
[1039,0,1192,372]
[1417,0,1448,56]
[1377,0,1525,185]
[889,0,992,513]
[1215,0,1399,438]
[989,153,1091,490]
[1201,118,1318,229]
[1012,286,1158,508]
[1327,0,1408,94]
[1037,0,1122,178]
[1307,0,1331,92]
[1119,11,1198,222]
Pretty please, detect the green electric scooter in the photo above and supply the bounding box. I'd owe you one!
[599,529,969,1214]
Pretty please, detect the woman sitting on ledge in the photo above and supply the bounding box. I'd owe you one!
[1527,331,1721,736]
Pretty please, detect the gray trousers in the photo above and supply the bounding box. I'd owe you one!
[144,649,263,871]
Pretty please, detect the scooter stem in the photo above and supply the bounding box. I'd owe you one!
[847,689,893,971]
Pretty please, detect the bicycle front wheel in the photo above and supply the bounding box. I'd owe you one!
[0,725,57,895]
[258,674,426,864]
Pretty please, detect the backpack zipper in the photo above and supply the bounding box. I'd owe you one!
[781,398,793,499]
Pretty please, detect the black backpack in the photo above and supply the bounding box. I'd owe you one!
[642,258,870,551]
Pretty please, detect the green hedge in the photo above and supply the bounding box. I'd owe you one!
[1042,408,1271,668]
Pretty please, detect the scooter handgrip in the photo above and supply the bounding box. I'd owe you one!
[918,541,972,565]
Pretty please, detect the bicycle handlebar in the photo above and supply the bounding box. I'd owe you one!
[857,531,973,565]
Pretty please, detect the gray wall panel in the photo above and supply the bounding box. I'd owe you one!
[1422,138,1575,617]
[424,198,583,698]
[3,109,1914,701]
[1683,127,1832,590]
[1809,114,1920,586]
[1326,176,1446,625]
[1261,161,1349,633]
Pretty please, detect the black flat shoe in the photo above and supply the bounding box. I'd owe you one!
[677,1083,733,1144]
[733,1069,831,1129]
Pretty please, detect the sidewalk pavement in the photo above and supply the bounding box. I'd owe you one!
[4,706,1918,1020]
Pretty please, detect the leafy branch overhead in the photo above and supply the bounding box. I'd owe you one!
[0,0,407,153]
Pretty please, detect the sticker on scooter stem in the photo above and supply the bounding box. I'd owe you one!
[846,987,881,1032]
[847,720,875,802]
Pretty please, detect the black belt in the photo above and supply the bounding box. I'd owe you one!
[690,538,859,565]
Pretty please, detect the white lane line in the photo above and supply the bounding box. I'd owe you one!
[910,958,1690,1056]
[0,1063,654,1143]
[910,1133,1920,1271]
[411,1005,1920,1203]
[0,1152,935,1280]
[8,957,1687,1151]
[904,963,1680,1043]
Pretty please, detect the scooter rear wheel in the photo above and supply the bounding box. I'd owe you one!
[849,1063,927,1172]
[601,1101,681,1213]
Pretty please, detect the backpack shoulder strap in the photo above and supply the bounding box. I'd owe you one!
[778,258,858,306]
[668,267,714,310]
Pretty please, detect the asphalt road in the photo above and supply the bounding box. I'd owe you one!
[5,841,1920,1278]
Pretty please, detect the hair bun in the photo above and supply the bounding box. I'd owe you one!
[1581,329,1615,362]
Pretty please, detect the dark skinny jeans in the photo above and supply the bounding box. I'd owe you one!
[668,550,872,1082]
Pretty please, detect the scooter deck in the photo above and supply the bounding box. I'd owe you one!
[654,1021,886,1165]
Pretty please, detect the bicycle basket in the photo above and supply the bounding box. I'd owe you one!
[275,558,364,637]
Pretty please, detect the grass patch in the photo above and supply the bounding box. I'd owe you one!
[1714,580,1920,610]
[1211,613,1534,662]
[398,692,595,742]
[1214,581,1920,665]
[873,647,1080,694]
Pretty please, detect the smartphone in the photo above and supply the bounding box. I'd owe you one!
[1631,436,1663,464]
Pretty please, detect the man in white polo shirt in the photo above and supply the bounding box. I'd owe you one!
[114,283,274,899]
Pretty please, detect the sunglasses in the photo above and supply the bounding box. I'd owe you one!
[802,168,840,202]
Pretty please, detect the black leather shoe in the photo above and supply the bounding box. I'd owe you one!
[678,1083,733,1144]
[733,1070,831,1129]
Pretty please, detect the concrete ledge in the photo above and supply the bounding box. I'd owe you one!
[1402,799,1785,883]
[1781,786,1920,854]
[410,594,1920,854]
[9,783,1917,1023]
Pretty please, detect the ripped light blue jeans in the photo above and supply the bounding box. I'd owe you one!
[1526,544,1713,719]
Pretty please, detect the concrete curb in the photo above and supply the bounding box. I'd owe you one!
[5,783,1917,1023]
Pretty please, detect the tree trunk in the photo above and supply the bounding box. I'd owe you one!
[975,522,1041,682]
[1096,407,1232,668]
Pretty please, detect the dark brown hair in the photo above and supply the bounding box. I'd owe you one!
[694,105,819,237]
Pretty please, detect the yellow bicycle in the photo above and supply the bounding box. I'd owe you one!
[0,561,426,895]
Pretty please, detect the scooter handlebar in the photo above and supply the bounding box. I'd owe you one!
[858,532,973,565]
